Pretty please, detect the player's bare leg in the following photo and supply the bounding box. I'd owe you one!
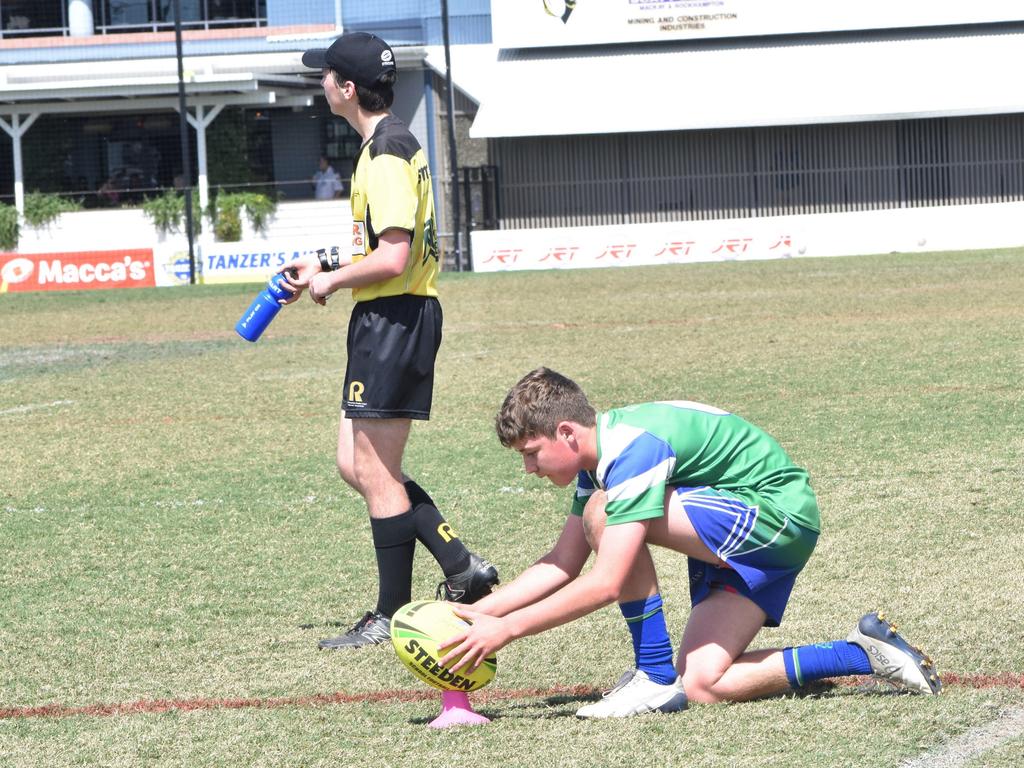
[320,415,412,649]
[645,488,728,565]
[576,492,687,718]
[589,488,789,705]
[322,415,496,649]
[350,418,412,518]
[677,590,789,703]
[336,414,410,518]
[649,490,939,699]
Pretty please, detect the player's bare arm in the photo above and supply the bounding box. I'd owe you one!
[308,229,410,304]
[444,520,648,670]
[472,514,591,616]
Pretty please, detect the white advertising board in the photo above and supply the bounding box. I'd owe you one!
[197,239,340,284]
[470,202,1024,272]
[491,0,1024,49]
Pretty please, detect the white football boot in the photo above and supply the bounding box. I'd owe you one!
[576,669,688,719]
[848,611,942,694]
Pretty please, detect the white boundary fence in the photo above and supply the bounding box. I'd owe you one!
[4,200,1022,293]
[470,202,1024,273]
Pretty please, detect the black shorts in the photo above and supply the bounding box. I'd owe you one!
[343,295,442,419]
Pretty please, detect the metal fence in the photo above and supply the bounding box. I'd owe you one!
[491,113,1024,229]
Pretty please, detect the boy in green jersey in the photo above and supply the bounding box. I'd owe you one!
[442,368,941,718]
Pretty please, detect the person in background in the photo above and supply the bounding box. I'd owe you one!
[312,155,344,200]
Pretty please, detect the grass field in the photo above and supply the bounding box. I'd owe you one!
[2,249,1023,767]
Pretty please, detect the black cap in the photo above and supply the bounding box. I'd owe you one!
[302,32,396,88]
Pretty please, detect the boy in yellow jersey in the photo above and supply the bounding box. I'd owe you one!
[282,33,497,649]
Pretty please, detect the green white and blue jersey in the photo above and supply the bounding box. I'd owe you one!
[571,401,820,535]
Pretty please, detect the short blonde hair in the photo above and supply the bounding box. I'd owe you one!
[495,367,596,447]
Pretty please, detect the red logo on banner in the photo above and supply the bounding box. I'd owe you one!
[597,244,637,260]
[655,240,696,258]
[711,238,752,256]
[0,250,155,293]
[539,246,578,263]
[481,248,523,265]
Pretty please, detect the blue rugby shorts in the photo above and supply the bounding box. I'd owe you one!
[675,486,818,627]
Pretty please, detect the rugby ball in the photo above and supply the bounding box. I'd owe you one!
[390,600,497,692]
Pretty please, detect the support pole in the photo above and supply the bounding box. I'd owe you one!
[0,113,41,218]
[173,0,196,283]
[440,0,463,271]
[184,104,225,214]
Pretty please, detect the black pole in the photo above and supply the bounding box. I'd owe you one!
[173,0,196,284]
[440,0,462,271]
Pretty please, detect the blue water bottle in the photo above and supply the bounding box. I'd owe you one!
[235,273,292,342]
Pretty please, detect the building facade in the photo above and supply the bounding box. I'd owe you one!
[3,1,1024,276]
[0,1,487,232]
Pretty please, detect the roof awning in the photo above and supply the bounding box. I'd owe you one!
[0,52,319,115]
[426,28,1024,138]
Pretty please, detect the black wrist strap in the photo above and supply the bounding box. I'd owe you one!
[316,248,331,271]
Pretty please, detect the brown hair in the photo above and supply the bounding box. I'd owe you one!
[332,69,396,111]
[495,367,596,447]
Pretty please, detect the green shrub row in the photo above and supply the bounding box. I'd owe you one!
[1,192,84,251]
[143,189,277,242]
[0,190,278,251]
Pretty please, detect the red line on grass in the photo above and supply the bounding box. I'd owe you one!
[938,672,1024,690]
[835,672,1024,691]
[2,675,1019,721]
[0,685,592,721]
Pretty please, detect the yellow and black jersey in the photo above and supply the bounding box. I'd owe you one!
[349,114,439,302]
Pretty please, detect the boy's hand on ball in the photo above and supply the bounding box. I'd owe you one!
[440,606,511,673]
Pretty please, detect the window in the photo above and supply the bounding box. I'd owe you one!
[0,1,267,36]
[0,0,65,37]
[98,1,265,32]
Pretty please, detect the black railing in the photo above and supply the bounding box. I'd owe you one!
[459,164,499,270]
[0,1,266,39]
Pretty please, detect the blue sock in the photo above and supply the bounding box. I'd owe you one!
[782,641,873,688]
[620,594,676,686]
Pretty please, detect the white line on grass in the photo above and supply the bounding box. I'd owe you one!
[0,400,75,416]
[901,706,1024,767]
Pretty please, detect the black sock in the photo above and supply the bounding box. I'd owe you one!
[369,509,417,617]
[404,480,471,578]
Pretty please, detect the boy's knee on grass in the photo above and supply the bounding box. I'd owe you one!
[679,665,733,704]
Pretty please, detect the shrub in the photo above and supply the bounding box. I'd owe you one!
[0,203,18,251]
[142,190,203,237]
[213,204,242,242]
[210,191,277,241]
[23,192,82,229]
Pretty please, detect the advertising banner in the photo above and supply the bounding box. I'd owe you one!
[470,202,1024,272]
[492,1,1024,49]
[197,239,338,284]
[0,249,156,293]
[152,244,194,288]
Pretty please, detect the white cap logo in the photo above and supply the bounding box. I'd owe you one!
[381,50,393,65]
[1,257,34,285]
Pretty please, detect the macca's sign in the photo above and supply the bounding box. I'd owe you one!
[0,250,156,293]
